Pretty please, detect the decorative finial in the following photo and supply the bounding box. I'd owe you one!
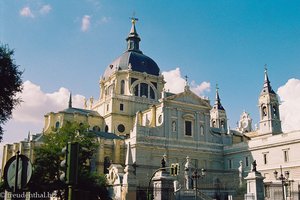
[68,92,72,108]
[127,12,142,53]
[89,96,94,109]
[130,12,138,25]
[216,83,219,91]
[264,64,267,72]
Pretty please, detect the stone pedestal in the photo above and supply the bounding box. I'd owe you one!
[121,142,137,200]
[244,171,265,200]
[152,170,175,200]
[122,185,137,200]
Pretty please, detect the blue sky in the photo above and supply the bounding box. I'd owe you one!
[1,0,300,145]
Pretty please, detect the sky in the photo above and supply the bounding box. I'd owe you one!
[1,1,300,161]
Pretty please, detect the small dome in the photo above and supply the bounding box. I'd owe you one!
[103,51,160,79]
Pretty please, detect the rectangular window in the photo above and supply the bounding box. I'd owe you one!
[185,121,192,136]
[228,159,232,169]
[263,153,268,165]
[283,150,289,162]
[245,156,249,167]
[120,103,124,111]
[106,104,109,111]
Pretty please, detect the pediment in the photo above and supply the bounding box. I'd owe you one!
[165,89,211,108]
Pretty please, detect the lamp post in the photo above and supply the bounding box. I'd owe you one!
[191,168,206,200]
[273,165,290,200]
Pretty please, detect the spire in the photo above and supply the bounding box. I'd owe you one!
[214,84,224,110]
[261,65,275,95]
[68,93,72,108]
[126,16,142,53]
[125,142,133,166]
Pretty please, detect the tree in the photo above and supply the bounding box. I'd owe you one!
[0,44,23,141]
[29,121,110,200]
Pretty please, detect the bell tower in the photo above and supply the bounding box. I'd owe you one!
[210,84,227,131]
[258,67,282,135]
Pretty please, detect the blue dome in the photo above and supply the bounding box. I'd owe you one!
[103,51,160,79]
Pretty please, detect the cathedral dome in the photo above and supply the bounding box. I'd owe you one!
[102,18,160,80]
[103,51,160,79]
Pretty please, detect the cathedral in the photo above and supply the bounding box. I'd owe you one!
[2,19,300,200]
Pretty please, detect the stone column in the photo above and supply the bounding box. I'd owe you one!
[114,139,121,163]
[244,160,265,200]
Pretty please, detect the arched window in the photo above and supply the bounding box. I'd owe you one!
[55,121,60,129]
[93,126,100,132]
[221,120,225,128]
[212,121,216,128]
[120,80,125,95]
[105,125,109,132]
[132,82,156,100]
[150,87,155,99]
[262,106,267,117]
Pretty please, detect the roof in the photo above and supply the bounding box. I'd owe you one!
[210,127,227,135]
[60,107,100,117]
[26,131,123,144]
[244,131,259,138]
[260,68,276,95]
[92,131,124,140]
[103,51,160,80]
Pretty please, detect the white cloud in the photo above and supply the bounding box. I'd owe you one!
[39,4,52,15]
[190,81,211,96]
[1,81,85,164]
[20,7,34,18]
[277,78,300,132]
[162,67,210,96]
[12,81,85,124]
[81,15,91,32]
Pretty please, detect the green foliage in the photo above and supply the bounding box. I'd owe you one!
[29,121,110,199]
[0,44,23,141]
[235,181,247,196]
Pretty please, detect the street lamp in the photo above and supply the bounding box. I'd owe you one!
[192,168,206,200]
[273,165,290,200]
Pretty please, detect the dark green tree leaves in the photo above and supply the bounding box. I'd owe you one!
[0,44,23,141]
